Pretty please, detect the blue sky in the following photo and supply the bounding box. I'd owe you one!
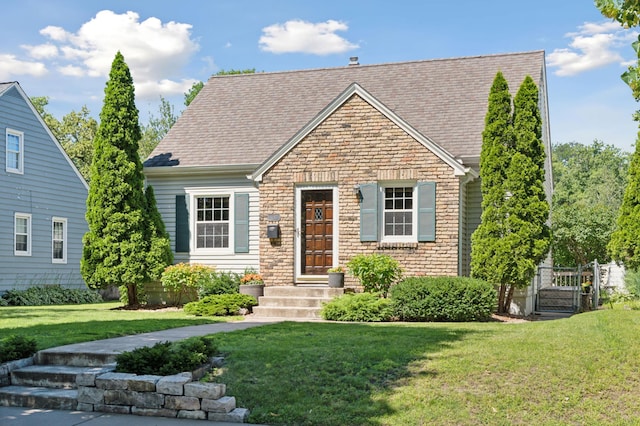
[2,0,639,152]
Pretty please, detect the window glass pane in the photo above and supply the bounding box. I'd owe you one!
[7,134,20,151]
[7,152,19,169]
[16,235,27,252]
[53,241,64,259]
[16,218,27,234]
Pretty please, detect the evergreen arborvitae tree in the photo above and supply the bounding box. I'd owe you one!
[145,185,173,280]
[471,72,514,311]
[471,73,550,313]
[81,51,170,306]
[500,76,551,311]
[608,143,640,269]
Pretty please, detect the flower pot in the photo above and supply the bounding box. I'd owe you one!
[239,284,265,299]
[328,272,344,288]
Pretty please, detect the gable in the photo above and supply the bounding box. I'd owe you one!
[252,83,475,182]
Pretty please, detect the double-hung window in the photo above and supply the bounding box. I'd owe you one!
[52,217,67,263]
[14,213,31,256]
[383,186,414,240]
[6,129,24,174]
[195,196,230,249]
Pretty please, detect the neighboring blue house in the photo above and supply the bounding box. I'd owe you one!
[0,82,88,294]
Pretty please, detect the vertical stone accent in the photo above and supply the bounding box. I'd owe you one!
[259,95,460,285]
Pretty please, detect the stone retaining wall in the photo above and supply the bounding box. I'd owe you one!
[76,368,249,422]
[0,356,34,387]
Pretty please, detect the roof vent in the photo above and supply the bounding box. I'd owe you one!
[349,56,359,66]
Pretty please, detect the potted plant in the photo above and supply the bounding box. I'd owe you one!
[327,266,345,288]
[239,272,265,298]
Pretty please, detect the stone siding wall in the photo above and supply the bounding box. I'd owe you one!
[259,95,460,286]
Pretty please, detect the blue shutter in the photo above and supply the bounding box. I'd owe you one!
[417,182,436,242]
[359,183,379,242]
[234,193,250,253]
[175,195,189,252]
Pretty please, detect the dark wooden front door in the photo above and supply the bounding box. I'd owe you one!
[301,190,333,275]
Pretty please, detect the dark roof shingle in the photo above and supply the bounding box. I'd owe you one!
[145,51,545,168]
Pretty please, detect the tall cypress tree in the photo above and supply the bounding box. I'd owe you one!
[145,185,173,280]
[471,72,514,311]
[500,76,551,311]
[81,51,162,306]
[471,73,550,313]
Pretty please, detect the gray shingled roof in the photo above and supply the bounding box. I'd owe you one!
[145,51,545,169]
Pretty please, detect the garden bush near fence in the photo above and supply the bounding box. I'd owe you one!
[1,285,103,306]
[184,294,257,317]
[391,276,496,322]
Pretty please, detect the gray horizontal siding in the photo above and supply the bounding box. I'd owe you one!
[0,85,88,292]
[146,172,260,274]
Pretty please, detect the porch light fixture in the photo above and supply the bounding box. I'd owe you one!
[353,185,363,202]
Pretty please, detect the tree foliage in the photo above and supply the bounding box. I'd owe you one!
[81,52,171,306]
[596,1,640,268]
[31,97,97,181]
[139,96,178,159]
[471,73,551,313]
[552,141,629,266]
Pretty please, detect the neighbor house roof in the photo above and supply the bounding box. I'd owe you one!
[145,51,546,169]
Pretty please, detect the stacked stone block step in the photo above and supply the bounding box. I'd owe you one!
[252,286,344,318]
[0,347,249,422]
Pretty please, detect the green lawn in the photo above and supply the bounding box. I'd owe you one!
[0,302,229,350]
[212,309,640,425]
[2,303,639,424]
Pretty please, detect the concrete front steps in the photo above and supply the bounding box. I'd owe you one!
[252,286,344,319]
[0,350,115,410]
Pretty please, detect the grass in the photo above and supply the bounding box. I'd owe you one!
[0,301,231,350]
[211,308,640,425]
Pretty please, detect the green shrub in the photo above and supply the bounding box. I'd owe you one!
[198,270,240,297]
[391,276,497,322]
[321,293,393,322]
[161,263,214,305]
[184,294,257,316]
[1,285,103,306]
[0,335,38,363]
[115,336,216,376]
[347,254,402,297]
[624,268,640,298]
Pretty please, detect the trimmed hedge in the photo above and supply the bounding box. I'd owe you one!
[0,335,38,364]
[1,285,103,306]
[321,293,393,322]
[115,336,216,376]
[184,294,257,316]
[391,276,496,322]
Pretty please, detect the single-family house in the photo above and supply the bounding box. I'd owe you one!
[0,82,88,294]
[144,51,552,315]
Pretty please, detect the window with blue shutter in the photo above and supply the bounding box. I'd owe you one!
[359,183,379,242]
[234,193,250,253]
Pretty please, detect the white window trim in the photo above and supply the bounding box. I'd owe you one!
[6,128,24,174]
[380,182,418,243]
[14,212,31,256]
[52,217,67,264]
[294,185,340,282]
[185,188,235,255]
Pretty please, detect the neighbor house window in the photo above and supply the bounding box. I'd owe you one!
[195,196,229,249]
[6,129,24,174]
[52,217,67,263]
[14,213,31,256]
[383,186,415,240]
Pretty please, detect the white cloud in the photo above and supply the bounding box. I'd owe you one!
[0,54,48,80]
[548,20,638,76]
[21,43,58,59]
[35,10,200,99]
[259,19,359,55]
[135,78,200,99]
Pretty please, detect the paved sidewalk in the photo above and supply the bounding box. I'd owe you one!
[1,316,283,425]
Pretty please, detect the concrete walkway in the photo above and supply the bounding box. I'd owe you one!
[1,316,284,426]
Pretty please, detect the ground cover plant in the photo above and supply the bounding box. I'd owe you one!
[0,302,229,353]
[1,285,103,306]
[212,308,640,425]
